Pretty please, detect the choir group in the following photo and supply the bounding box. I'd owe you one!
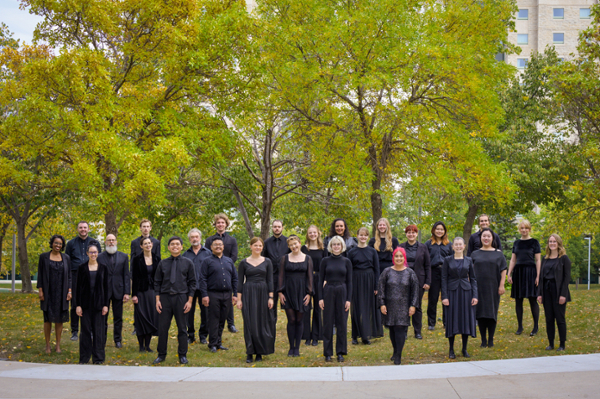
[36,214,572,365]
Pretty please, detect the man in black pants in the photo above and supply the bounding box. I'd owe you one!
[204,213,238,333]
[65,221,95,341]
[98,234,130,348]
[153,237,196,365]
[183,228,211,345]
[199,238,238,353]
[261,219,290,327]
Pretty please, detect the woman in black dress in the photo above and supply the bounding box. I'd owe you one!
[348,227,381,345]
[278,235,313,357]
[368,217,399,271]
[537,234,571,351]
[37,235,72,354]
[75,242,109,364]
[425,221,453,331]
[131,237,160,352]
[323,218,357,256]
[442,237,478,359]
[507,219,541,336]
[237,237,275,363]
[319,235,352,362]
[302,225,327,346]
[379,247,419,365]
[471,228,507,348]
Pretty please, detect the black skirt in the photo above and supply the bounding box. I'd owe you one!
[351,269,383,339]
[242,279,275,355]
[511,264,537,299]
[134,289,158,336]
[281,271,311,313]
[445,288,477,338]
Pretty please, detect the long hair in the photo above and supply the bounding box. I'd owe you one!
[544,233,567,259]
[374,217,393,252]
[328,218,350,240]
[429,221,449,245]
[392,247,408,267]
[305,225,324,250]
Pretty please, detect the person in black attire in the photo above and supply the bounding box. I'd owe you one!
[368,217,400,271]
[204,213,238,333]
[65,221,95,341]
[131,237,159,352]
[237,237,275,363]
[348,227,381,345]
[183,228,211,345]
[319,235,352,362]
[278,235,313,357]
[301,225,327,346]
[37,235,72,354]
[425,221,453,330]
[537,234,571,351]
[74,242,109,364]
[323,218,358,256]
[262,219,290,330]
[400,224,431,339]
[153,236,196,365]
[467,214,502,256]
[507,220,542,336]
[97,234,130,348]
[442,237,478,359]
[199,237,238,353]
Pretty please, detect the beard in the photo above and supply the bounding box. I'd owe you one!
[106,245,118,255]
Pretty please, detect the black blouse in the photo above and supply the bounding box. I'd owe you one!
[301,245,327,273]
[512,239,541,267]
[368,237,400,267]
[347,246,380,283]
[319,255,352,302]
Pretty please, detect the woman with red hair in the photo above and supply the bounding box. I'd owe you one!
[378,247,419,364]
[399,225,431,339]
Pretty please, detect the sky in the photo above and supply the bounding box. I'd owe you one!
[1,0,43,44]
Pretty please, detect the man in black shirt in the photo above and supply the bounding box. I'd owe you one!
[204,213,238,333]
[153,237,196,365]
[261,219,290,325]
[65,221,96,341]
[467,214,502,256]
[183,228,211,345]
[200,238,238,353]
[98,234,130,348]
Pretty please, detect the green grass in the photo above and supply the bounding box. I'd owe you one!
[1,285,599,367]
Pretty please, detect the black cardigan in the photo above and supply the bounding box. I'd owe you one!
[36,252,72,312]
[537,255,572,302]
[74,261,109,312]
[441,256,478,301]
[131,253,160,296]
[399,242,432,287]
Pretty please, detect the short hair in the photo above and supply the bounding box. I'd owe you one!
[139,218,151,227]
[140,236,153,247]
[545,234,567,259]
[478,214,490,223]
[272,219,283,226]
[187,228,202,240]
[213,213,230,227]
[77,221,89,228]
[49,235,66,251]
[250,237,264,246]
[87,241,102,254]
[210,237,224,246]
[517,219,532,230]
[286,235,301,246]
[453,236,465,245]
[405,224,418,233]
[167,236,183,246]
[327,235,346,253]
[357,227,370,237]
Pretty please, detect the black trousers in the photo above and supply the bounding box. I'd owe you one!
[303,272,322,341]
[208,291,232,348]
[322,283,348,357]
[80,308,106,364]
[411,285,424,335]
[70,270,80,333]
[104,297,123,344]
[227,298,235,327]
[542,279,567,345]
[157,294,188,358]
[427,265,445,327]
[187,290,208,341]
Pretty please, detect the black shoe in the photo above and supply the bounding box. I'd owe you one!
[351,338,359,345]
[362,339,371,345]
[179,356,188,365]
[414,333,423,340]
[545,345,554,350]
[246,355,253,363]
[557,346,565,351]
[487,342,494,348]
[139,347,146,353]
[187,338,194,345]
[462,350,470,358]
[200,337,208,344]
[530,328,538,337]
[93,361,103,365]
[325,356,332,362]
[305,340,311,346]
[255,354,263,362]
[428,326,435,331]
[228,325,238,333]
[218,345,229,351]
[293,348,300,357]
[71,332,78,341]
[146,347,154,353]
[480,343,487,348]
[210,347,217,353]
[337,355,344,362]
[153,357,165,364]
[288,349,294,357]
[115,342,123,349]
[394,355,401,365]
[131,329,137,335]
[390,354,395,361]
[449,350,456,359]
[311,340,318,346]
[515,327,523,335]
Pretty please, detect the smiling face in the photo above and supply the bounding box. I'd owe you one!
[452,239,465,254]
[211,239,224,256]
[479,216,490,229]
[189,231,201,248]
[548,236,558,252]
[519,225,530,238]
[77,222,89,239]
[481,230,493,247]
[141,237,153,252]
[251,240,263,256]
[377,220,388,234]
[87,246,99,262]
[406,230,418,243]
[51,238,63,252]
[215,218,227,234]
[434,225,446,239]
[334,221,346,236]
[357,229,369,244]
[331,241,343,255]
[288,238,301,254]
[307,227,319,242]
[393,251,405,267]
[168,239,183,257]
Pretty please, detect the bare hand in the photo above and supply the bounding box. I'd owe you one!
[66,293,71,301]
[102,306,108,316]
[498,286,505,295]
[535,277,539,287]
[132,296,138,304]
[267,298,273,309]
[507,275,513,284]
[559,296,566,305]
[279,292,286,305]
[237,301,242,310]
[408,306,415,317]
[471,298,478,306]
[319,299,324,310]
[303,294,311,306]
[344,301,350,312]
[423,284,430,291]
[38,291,44,301]
[183,300,192,313]
[537,296,542,305]
[380,305,387,315]
[76,306,83,317]
[156,299,162,314]
[202,296,209,307]
[374,290,378,296]
[232,296,238,305]
[123,294,130,303]
[442,299,449,307]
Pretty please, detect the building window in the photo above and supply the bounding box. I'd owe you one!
[517,34,528,45]
[518,9,528,20]
[553,33,565,44]
[580,8,591,19]
[495,53,505,62]
[553,8,564,19]
[517,58,528,69]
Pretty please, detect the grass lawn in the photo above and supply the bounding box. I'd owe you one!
[1,285,598,367]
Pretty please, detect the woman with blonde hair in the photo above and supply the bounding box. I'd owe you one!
[302,225,327,346]
[537,234,571,351]
[369,218,400,271]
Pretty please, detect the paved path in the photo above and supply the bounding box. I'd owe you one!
[1,353,598,398]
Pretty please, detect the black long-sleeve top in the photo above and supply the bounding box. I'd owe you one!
[153,255,196,297]
[301,245,327,273]
[74,261,109,311]
[130,236,161,268]
[262,235,291,275]
[131,253,160,296]
[205,232,238,263]
[239,258,274,293]
[183,246,212,292]
[368,237,400,268]
[65,236,96,271]
[347,246,380,290]
[37,252,72,312]
[467,230,502,256]
[425,240,454,266]
[198,254,238,297]
[319,254,352,302]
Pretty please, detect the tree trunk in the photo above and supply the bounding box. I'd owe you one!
[462,201,479,243]
[260,184,273,240]
[231,185,255,240]
[370,177,383,233]
[16,220,32,293]
[105,210,118,236]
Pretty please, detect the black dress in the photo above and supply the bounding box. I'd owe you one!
[472,250,507,321]
[368,237,400,270]
[278,255,313,312]
[238,259,275,355]
[442,257,478,338]
[301,245,327,341]
[131,255,159,337]
[511,238,541,299]
[44,260,70,323]
[347,246,383,339]
[378,267,420,326]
